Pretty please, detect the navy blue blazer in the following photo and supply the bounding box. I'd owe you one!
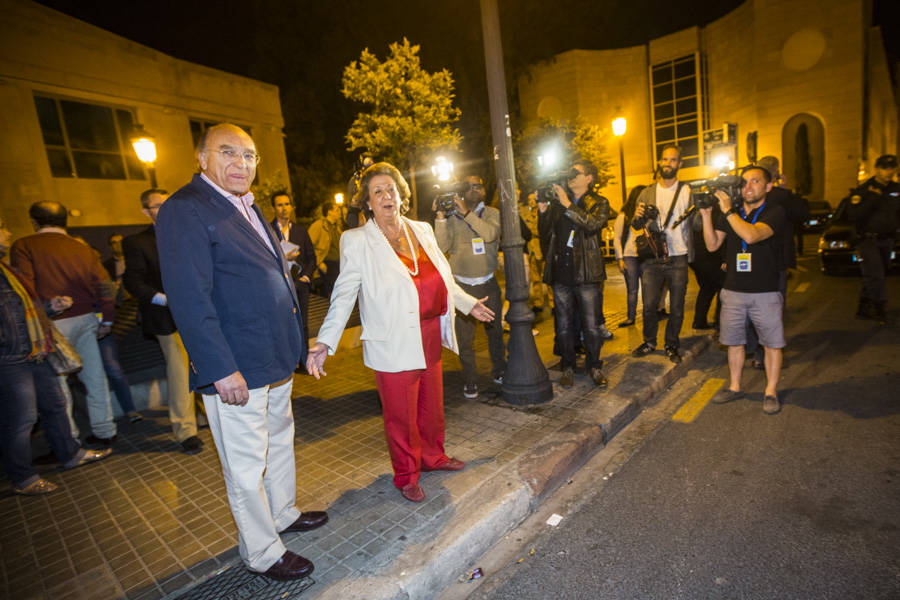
[156,174,306,393]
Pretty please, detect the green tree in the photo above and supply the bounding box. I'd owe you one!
[794,123,813,197]
[341,38,462,216]
[514,119,615,194]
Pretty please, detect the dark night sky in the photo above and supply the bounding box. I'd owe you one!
[36,0,900,172]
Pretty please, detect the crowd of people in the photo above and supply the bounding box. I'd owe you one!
[2,118,897,581]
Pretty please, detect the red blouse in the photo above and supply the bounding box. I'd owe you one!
[397,245,447,366]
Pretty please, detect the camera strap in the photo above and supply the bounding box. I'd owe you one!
[661,182,684,230]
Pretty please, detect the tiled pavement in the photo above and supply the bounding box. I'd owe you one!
[1,266,708,600]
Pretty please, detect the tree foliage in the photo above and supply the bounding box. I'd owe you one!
[341,38,462,171]
[513,119,615,193]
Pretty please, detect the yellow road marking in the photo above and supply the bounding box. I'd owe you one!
[794,282,809,293]
[672,378,725,423]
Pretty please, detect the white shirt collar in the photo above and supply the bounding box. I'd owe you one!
[36,226,67,235]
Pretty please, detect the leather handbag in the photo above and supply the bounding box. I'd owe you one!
[46,322,82,375]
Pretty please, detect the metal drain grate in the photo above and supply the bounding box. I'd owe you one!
[175,565,315,600]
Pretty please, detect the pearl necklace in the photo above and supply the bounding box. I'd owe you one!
[373,218,418,276]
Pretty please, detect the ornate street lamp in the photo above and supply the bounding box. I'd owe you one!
[130,124,158,187]
[480,0,552,404]
[612,117,627,207]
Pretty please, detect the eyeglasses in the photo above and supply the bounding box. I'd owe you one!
[210,148,261,166]
[468,183,485,190]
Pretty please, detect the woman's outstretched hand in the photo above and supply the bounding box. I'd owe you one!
[306,342,329,379]
[470,296,495,322]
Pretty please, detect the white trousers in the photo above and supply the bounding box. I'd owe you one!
[203,378,301,571]
[155,332,196,442]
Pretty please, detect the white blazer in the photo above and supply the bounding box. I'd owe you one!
[315,217,478,373]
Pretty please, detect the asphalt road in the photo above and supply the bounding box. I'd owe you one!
[465,259,900,599]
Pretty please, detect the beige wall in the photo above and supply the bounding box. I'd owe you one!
[0,0,289,240]
[518,0,897,210]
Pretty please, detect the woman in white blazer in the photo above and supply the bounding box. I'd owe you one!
[307,163,495,503]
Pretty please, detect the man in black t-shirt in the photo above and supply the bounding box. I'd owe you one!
[700,165,786,415]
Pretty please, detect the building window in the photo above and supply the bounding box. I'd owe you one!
[33,95,146,180]
[650,54,703,168]
[189,119,252,149]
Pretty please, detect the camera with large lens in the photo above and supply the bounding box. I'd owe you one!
[432,181,469,216]
[536,167,579,205]
[631,203,660,229]
[689,174,744,211]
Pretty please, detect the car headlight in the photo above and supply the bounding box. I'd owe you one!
[818,239,849,250]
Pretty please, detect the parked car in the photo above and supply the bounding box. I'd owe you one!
[803,200,833,232]
[817,199,900,275]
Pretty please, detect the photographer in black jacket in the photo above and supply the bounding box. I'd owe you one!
[537,159,610,389]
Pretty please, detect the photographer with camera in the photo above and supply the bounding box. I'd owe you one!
[537,159,610,389]
[701,165,786,415]
[434,175,505,399]
[631,145,693,363]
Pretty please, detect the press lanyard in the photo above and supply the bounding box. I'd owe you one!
[739,201,765,251]
[455,202,485,234]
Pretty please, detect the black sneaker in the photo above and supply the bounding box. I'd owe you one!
[85,434,117,447]
[598,325,614,340]
[632,342,655,358]
[463,384,478,399]
[618,319,635,328]
[180,436,203,455]
[665,346,682,364]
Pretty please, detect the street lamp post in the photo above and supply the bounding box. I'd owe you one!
[130,125,158,188]
[480,0,552,405]
[612,117,627,207]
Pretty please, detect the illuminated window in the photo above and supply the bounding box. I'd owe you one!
[33,95,146,180]
[650,55,704,168]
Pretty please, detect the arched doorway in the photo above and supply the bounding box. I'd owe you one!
[782,113,825,203]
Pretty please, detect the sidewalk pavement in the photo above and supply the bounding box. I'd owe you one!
[0,267,714,600]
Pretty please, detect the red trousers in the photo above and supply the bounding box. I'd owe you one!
[375,322,450,488]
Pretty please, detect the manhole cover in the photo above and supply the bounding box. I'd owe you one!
[176,565,315,600]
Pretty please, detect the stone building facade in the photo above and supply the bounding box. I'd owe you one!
[0,0,289,240]
[518,0,898,209]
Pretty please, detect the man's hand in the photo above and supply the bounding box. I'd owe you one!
[318,262,327,274]
[285,248,300,262]
[469,296,495,322]
[306,342,329,380]
[617,259,626,273]
[634,203,646,218]
[453,194,468,216]
[299,275,310,284]
[96,324,112,339]
[49,296,72,313]
[713,190,732,214]
[553,184,571,208]
[214,371,250,406]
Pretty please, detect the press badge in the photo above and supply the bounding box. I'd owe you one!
[567,230,575,248]
[471,237,485,255]
[736,252,752,272]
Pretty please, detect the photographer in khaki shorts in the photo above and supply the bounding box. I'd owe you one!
[700,165,787,415]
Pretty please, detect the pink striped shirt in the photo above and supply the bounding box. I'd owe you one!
[201,173,275,255]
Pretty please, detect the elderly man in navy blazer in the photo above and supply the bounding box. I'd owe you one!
[156,124,327,581]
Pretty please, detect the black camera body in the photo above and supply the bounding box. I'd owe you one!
[631,203,660,230]
[536,167,580,205]
[433,181,469,216]
[690,174,744,211]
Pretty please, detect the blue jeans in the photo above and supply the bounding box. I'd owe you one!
[98,334,135,415]
[622,257,642,322]
[640,255,688,349]
[553,282,605,370]
[0,360,81,487]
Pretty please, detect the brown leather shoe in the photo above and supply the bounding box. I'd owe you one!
[428,457,465,471]
[256,551,314,580]
[281,511,329,533]
[589,367,608,388]
[400,483,425,502]
[559,367,574,388]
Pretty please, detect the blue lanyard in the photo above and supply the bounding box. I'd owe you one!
[739,201,766,252]
[455,203,485,235]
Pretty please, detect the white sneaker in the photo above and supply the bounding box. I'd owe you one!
[463,384,478,399]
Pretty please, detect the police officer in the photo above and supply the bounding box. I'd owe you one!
[847,154,900,322]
